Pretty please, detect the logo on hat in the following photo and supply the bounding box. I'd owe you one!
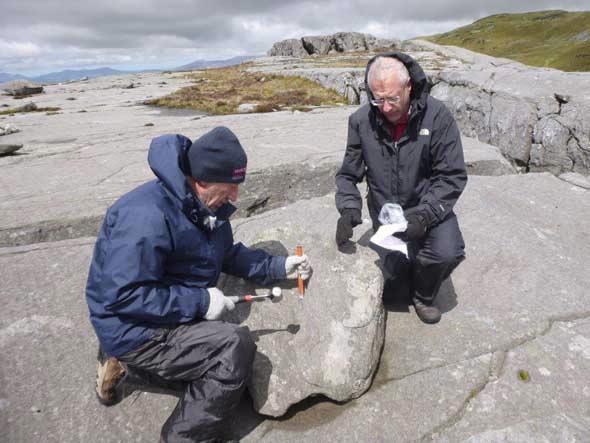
[232,166,247,181]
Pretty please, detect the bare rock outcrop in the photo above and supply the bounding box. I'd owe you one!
[269,32,400,57]
[412,39,590,175]
[267,38,308,58]
[264,37,590,174]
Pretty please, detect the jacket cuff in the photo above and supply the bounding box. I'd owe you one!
[271,255,287,280]
[197,288,211,319]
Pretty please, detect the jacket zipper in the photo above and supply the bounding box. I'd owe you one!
[394,141,400,202]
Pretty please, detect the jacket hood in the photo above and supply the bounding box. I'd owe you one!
[364,52,429,122]
[147,134,235,222]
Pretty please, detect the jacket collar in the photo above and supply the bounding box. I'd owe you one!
[185,192,237,231]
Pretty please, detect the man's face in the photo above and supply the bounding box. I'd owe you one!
[370,75,412,124]
[193,181,240,211]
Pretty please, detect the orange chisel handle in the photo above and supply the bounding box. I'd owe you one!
[296,245,304,296]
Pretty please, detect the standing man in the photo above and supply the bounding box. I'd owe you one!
[335,53,467,324]
[86,126,311,442]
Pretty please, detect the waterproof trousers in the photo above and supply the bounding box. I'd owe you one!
[381,213,465,302]
[118,320,256,443]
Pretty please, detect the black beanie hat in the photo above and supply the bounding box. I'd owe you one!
[187,126,247,183]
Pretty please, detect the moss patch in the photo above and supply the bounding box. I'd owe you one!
[423,10,590,71]
[518,369,530,382]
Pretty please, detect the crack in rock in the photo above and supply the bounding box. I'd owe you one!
[0,161,341,248]
[416,313,590,440]
[418,351,504,443]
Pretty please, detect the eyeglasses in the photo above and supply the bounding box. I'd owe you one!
[370,96,402,107]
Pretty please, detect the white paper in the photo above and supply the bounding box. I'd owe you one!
[369,222,408,257]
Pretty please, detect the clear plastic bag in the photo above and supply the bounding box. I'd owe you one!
[378,203,406,225]
[370,203,409,257]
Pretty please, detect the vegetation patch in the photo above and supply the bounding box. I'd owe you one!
[424,10,590,71]
[518,369,530,382]
[146,64,348,115]
[0,106,61,116]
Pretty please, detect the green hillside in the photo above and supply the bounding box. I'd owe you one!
[424,10,590,71]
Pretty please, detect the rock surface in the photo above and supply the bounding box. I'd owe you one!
[0,80,44,97]
[13,102,38,113]
[269,32,400,56]
[220,195,385,416]
[237,103,258,113]
[263,37,590,175]
[0,76,505,248]
[0,144,23,155]
[2,174,589,442]
[413,39,590,174]
[0,123,20,136]
[2,60,589,441]
[267,38,308,57]
[559,171,590,189]
[249,49,461,105]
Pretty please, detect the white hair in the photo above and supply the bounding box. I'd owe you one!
[367,57,410,88]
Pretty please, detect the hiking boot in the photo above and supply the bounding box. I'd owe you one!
[96,348,127,406]
[412,297,441,324]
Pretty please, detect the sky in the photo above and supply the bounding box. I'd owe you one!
[1,0,588,76]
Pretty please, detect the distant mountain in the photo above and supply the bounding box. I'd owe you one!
[423,10,590,72]
[32,67,127,84]
[0,55,260,86]
[0,73,29,83]
[174,55,258,71]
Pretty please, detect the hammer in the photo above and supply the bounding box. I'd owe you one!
[228,287,282,304]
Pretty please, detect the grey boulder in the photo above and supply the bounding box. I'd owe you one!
[0,123,20,136]
[331,32,371,53]
[267,39,308,57]
[302,35,333,55]
[1,80,44,97]
[220,195,385,417]
[0,144,23,155]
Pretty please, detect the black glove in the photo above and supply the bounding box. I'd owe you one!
[393,213,427,242]
[336,209,362,246]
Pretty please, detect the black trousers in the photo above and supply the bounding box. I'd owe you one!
[381,213,465,303]
[118,321,256,443]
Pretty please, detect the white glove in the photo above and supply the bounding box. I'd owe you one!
[204,288,235,320]
[285,254,311,280]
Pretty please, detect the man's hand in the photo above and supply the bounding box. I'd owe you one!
[335,209,362,246]
[285,255,311,280]
[204,288,235,320]
[393,213,427,242]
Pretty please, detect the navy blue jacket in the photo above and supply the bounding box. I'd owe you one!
[86,134,286,357]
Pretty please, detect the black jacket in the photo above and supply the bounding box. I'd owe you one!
[335,52,467,228]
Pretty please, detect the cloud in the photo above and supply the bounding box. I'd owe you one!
[0,40,42,58]
[0,0,587,75]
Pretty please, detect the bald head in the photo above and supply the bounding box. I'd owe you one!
[367,57,410,90]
